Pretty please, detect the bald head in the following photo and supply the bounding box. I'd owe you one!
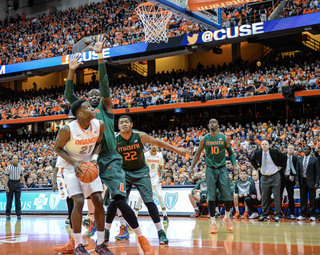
[261,140,270,152]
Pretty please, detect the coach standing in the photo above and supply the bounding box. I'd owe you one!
[4,155,28,220]
[250,140,287,222]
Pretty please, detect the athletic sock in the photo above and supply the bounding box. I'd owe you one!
[133,227,143,237]
[210,217,216,225]
[74,233,82,247]
[106,223,112,231]
[155,222,163,231]
[97,231,105,245]
[162,209,167,217]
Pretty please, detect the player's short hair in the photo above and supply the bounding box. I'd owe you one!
[71,99,86,117]
[118,115,132,123]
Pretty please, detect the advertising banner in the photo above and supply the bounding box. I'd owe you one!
[1,13,320,76]
[0,187,195,215]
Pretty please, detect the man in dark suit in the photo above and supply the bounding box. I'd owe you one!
[296,146,320,221]
[245,170,261,219]
[250,140,287,222]
[281,143,298,220]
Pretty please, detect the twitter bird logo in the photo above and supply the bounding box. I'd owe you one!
[187,34,198,45]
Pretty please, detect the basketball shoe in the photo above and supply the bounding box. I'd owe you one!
[115,225,129,240]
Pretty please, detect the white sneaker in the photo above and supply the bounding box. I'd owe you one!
[249,212,259,219]
[310,216,316,221]
[297,216,305,221]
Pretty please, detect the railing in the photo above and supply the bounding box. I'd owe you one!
[302,34,320,52]
[0,81,15,91]
[1,87,320,124]
[130,62,148,77]
[248,46,272,62]
[268,0,282,17]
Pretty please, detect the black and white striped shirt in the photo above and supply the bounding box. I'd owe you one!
[5,163,24,181]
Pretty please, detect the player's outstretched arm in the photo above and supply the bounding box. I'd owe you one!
[140,132,189,156]
[54,125,83,176]
[65,53,83,104]
[89,36,113,114]
[190,138,205,170]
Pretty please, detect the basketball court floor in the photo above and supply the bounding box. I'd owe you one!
[1,215,320,254]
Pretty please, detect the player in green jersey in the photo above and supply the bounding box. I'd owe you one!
[190,118,237,234]
[64,36,154,255]
[114,115,188,245]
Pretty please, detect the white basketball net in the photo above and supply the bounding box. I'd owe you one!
[136,3,172,43]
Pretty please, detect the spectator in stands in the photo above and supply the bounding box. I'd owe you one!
[0,0,202,65]
[189,172,207,218]
[233,170,253,219]
[244,170,262,219]
[177,172,193,185]
[162,175,175,186]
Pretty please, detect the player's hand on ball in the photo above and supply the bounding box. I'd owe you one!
[69,53,83,71]
[89,35,107,53]
[74,161,84,177]
[91,160,99,170]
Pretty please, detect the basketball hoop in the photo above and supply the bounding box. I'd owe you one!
[136,2,172,43]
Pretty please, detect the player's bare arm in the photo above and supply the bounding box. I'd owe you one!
[65,53,82,104]
[52,167,58,192]
[4,174,9,192]
[225,136,237,168]
[91,35,113,114]
[91,120,106,165]
[140,132,189,156]
[190,138,205,170]
[54,125,83,176]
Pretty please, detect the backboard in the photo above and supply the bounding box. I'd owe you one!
[149,0,222,30]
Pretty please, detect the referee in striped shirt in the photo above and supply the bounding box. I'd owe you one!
[4,155,28,220]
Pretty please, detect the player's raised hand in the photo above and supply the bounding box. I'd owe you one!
[89,35,107,53]
[69,53,83,71]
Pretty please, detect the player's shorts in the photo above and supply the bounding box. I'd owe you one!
[150,175,160,186]
[56,167,68,200]
[206,166,233,201]
[152,183,163,198]
[125,165,153,204]
[98,150,127,200]
[63,165,103,199]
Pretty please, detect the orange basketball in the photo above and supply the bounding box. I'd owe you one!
[78,162,99,183]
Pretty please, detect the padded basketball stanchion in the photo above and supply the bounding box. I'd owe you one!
[136,2,172,43]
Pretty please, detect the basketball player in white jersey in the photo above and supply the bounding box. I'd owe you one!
[134,145,169,223]
[54,99,112,255]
